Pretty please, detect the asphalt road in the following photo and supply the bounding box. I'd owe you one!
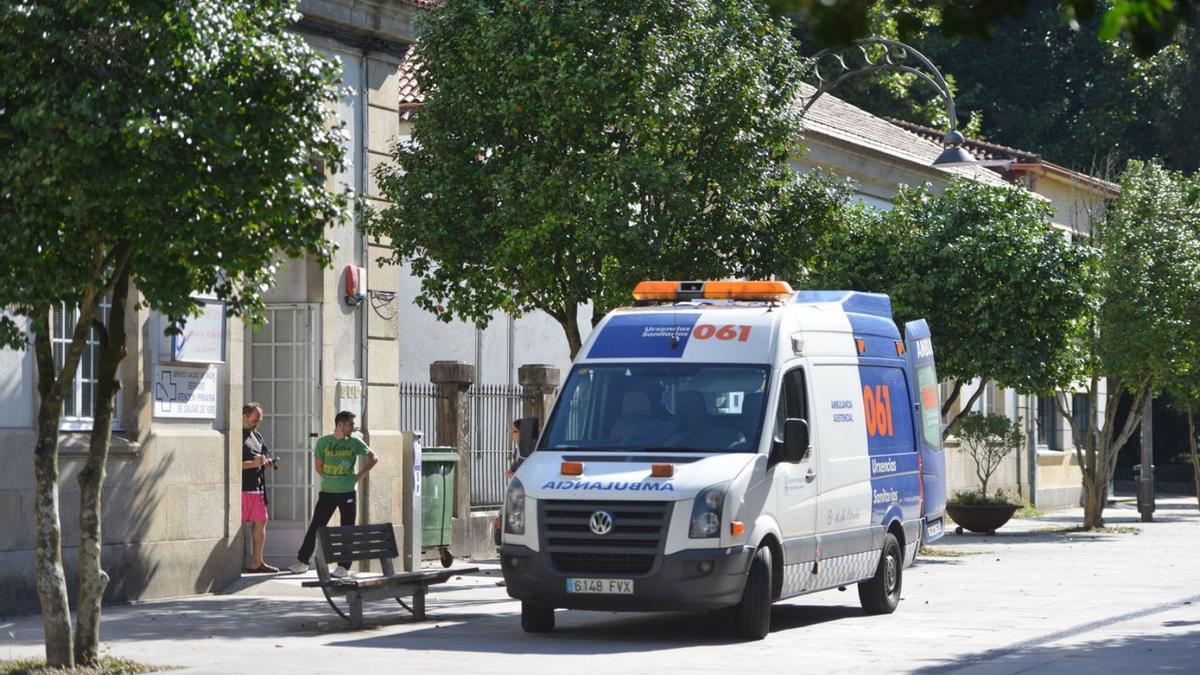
[3,497,1197,674]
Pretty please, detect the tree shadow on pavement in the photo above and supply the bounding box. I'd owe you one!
[326,603,864,655]
[912,623,1200,674]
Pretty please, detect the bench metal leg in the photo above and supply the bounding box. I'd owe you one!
[412,587,426,621]
[349,593,364,629]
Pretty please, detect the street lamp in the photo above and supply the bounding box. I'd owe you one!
[800,38,978,168]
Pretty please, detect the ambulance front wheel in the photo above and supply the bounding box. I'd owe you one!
[735,545,773,640]
[521,602,555,633]
[858,533,902,615]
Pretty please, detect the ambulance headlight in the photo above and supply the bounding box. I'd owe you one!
[689,483,729,539]
[505,478,526,535]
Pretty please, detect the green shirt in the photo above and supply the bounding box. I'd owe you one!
[314,434,370,493]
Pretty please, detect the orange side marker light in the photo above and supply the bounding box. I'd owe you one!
[730,521,745,536]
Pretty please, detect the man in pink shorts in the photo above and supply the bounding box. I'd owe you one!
[242,403,279,573]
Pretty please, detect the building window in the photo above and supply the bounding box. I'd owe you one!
[1036,394,1060,451]
[51,301,121,431]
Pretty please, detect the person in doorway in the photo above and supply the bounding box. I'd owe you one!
[241,403,280,574]
[504,418,525,479]
[289,411,379,577]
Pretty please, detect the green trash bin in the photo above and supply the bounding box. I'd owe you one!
[421,447,459,567]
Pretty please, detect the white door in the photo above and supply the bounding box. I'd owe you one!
[248,305,321,555]
[771,365,819,594]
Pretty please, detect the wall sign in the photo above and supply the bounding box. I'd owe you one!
[336,379,363,419]
[170,301,226,363]
[153,365,219,418]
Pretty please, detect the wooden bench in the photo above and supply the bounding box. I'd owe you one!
[300,523,477,628]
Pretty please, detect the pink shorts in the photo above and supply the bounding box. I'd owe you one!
[241,492,268,523]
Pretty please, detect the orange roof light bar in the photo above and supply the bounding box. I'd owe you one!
[631,281,681,301]
[561,461,584,476]
[632,280,794,303]
[703,280,794,301]
[650,463,674,478]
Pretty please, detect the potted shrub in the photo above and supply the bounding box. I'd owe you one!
[946,412,1024,534]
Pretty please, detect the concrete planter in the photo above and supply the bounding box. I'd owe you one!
[946,502,1021,535]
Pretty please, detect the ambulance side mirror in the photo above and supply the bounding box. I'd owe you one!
[518,416,539,458]
[775,418,809,465]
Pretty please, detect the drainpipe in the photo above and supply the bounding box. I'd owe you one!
[357,49,369,436]
[1027,394,1038,506]
[1011,390,1022,501]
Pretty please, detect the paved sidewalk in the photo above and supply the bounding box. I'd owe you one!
[2,497,1197,674]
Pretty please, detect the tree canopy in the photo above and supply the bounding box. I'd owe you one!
[819,3,1200,174]
[802,179,1097,436]
[370,0,856,358]
[0,0,346,665]
[777,0,1195,57]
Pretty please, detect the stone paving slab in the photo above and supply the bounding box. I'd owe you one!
[2,497,1197,674]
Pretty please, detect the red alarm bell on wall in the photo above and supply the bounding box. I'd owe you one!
[343,265,366,306]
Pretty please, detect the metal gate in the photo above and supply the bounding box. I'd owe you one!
[248,304,321,523]
[397,381,440,446]
[470,384,524,509]
[396,380,530,510]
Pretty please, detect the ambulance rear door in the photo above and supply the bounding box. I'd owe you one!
[904,319,945,542]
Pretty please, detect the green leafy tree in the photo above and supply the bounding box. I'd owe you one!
[953,412,1024,502]
[1060,161,1200,527]
[370,0,853,358]
[0,1,346,666]
[776,0,1195,57]
[804,179,1097,439]
[817,4,1200,174]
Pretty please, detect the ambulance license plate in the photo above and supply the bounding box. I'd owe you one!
[927,517,944,538]
[566,578,633,594]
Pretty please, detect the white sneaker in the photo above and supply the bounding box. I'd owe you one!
[288,562,309,575]
[330,566,351,579]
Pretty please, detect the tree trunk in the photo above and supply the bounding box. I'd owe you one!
[31,310,74,667]
[1082,469,1107,528]
[559,307,583,361]
[75,264,130,664]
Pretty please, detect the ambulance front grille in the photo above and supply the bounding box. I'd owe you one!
[540,500,671,576]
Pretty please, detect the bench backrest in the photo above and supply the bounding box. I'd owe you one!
[318,523,399,565]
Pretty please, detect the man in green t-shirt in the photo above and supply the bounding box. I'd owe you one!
[289,410,379,576]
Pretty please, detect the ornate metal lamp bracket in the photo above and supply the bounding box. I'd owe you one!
[801,38,960,141]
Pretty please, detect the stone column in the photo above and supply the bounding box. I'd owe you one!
[518,364,560,434]
[430,360,475,518]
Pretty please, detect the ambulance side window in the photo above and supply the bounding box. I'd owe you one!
[773,368,808,444]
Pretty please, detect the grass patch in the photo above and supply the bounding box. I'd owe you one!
[1032,525,1141,535]
[1018,503,1044,518]
[0,657,170,674]
[918,546,971,558]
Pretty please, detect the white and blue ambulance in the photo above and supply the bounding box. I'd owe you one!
[501,280,945,639]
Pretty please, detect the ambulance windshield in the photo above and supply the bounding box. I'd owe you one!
[541,363,769,453]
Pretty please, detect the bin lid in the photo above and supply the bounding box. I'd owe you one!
[422,448,460,462]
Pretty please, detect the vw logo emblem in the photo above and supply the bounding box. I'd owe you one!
[589,510,614,536]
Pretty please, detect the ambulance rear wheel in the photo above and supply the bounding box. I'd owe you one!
[521,602,555,633]
[735,545,773,640]
[858,533,902,615]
